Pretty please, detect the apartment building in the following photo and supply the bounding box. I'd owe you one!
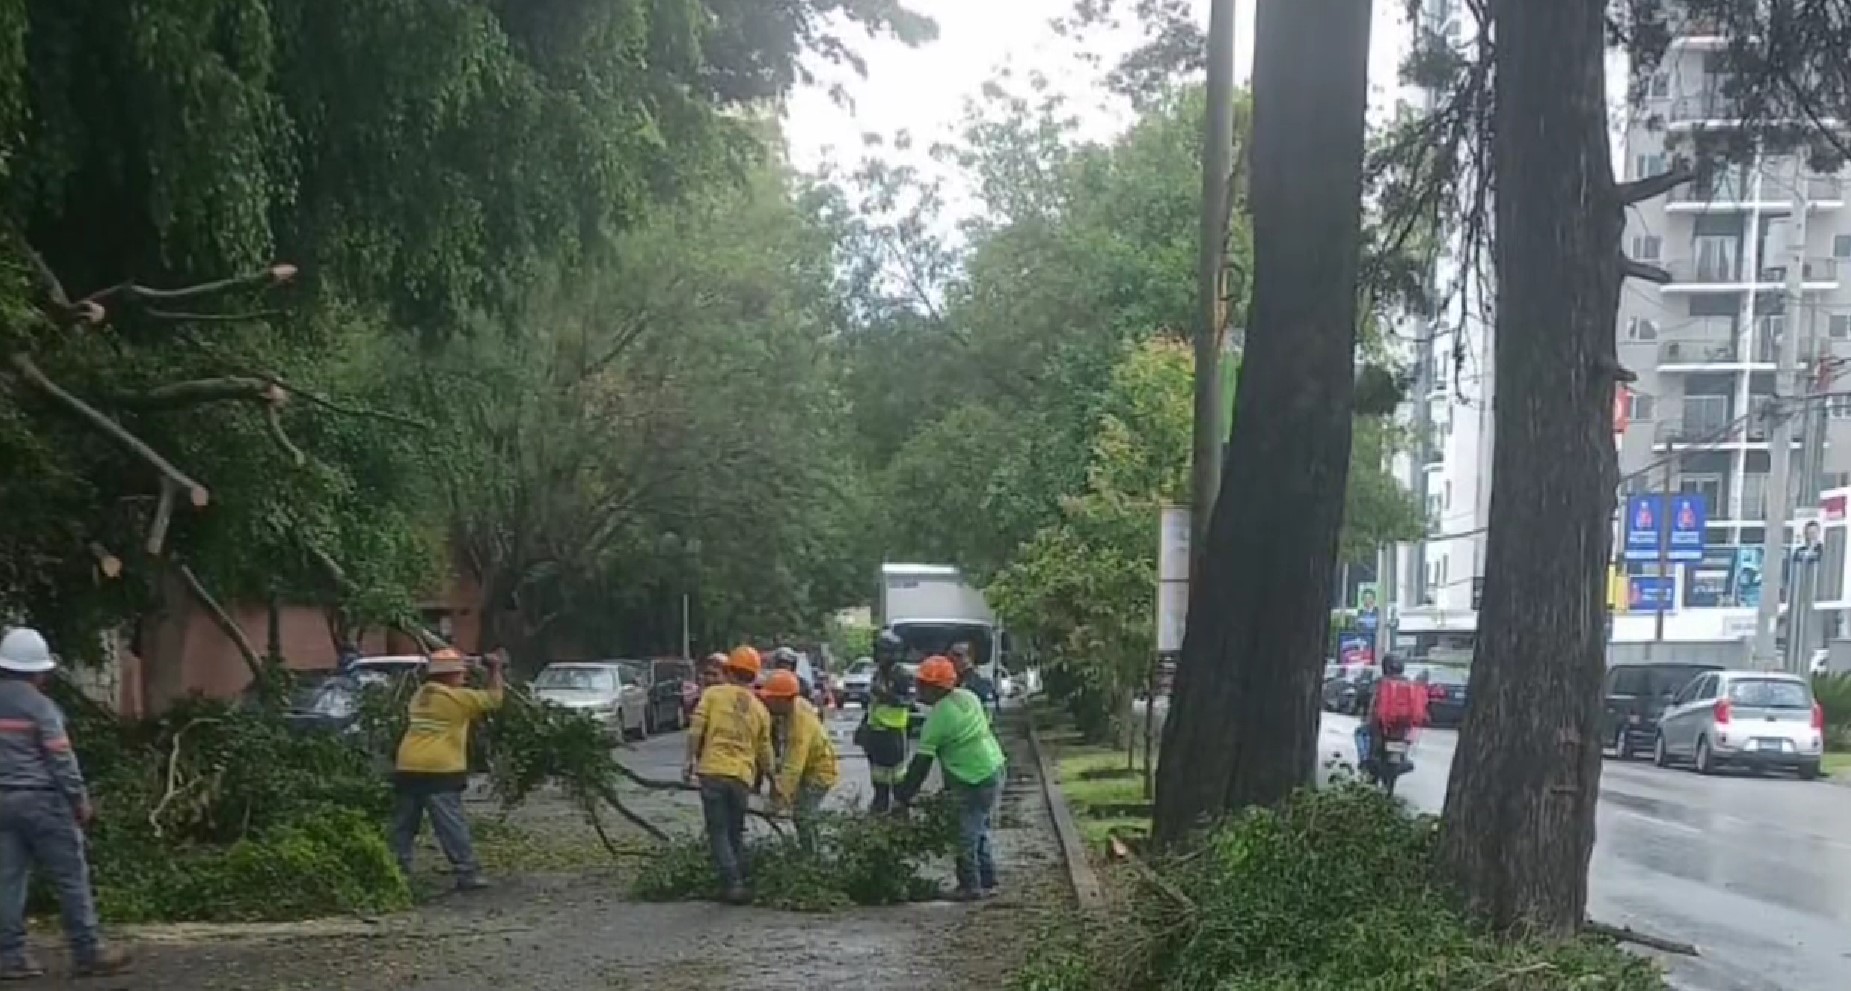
[1613,13,1851,645]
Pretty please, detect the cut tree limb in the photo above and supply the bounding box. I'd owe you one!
[1620,256,1674,284]
[1615,167,1695,206]
[9,353,210,508]
[176,563,264,682]
[88,542,122,579]
[146,481,177,556]
[84,263,298,319]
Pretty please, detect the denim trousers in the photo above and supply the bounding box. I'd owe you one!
[699,775,752,889]
[0,790,100,967]
[390,785,480,882]
[946,770,1002,893]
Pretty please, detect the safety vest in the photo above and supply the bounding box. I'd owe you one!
[868,666,910,732]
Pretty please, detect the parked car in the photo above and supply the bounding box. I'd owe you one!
[1321,664,1377,714]
[633,658,694,733]
[347,654,428,686]
[839,658,876,708]
[532,661,649,740]
[1602,660,1723,759]
[283,672,364,737]
[1653,669,1824,778]
[1414,664,1470,728]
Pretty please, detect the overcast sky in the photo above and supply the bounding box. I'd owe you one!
[782,0,1418,183]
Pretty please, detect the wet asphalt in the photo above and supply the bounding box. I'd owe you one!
[1318,714,1851,991]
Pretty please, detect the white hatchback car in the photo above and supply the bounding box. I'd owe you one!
[1653,670,1824,779]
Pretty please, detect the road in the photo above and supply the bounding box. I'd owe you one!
[1315,714,1851,991]
[91,707,1064,991]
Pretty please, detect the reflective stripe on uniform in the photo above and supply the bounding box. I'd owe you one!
[868,763,904,785]
[868,705,908,732]
[0,719,33,734]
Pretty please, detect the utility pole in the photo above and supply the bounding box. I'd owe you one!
[1189,0,1237,587]
[1655,457,1673,643]
[1784,354,1832,673]
[1753,166,1810,665]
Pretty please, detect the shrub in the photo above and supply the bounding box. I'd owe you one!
[1811,673,1851,744]
[1014,786,1668,991]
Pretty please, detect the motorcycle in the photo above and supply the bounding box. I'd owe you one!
[1354,725,1414,795]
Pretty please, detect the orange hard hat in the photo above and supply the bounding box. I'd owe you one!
[916,655,958,690]
[761,669,802,699]
[724,645,762,677]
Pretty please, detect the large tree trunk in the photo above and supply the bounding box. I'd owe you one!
[1152,0,1374,842]
[1436,0,1622,935]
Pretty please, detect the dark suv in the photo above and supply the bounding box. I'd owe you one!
[1602,661,1723,760]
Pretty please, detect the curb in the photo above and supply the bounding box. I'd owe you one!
[1024,716,1107,912]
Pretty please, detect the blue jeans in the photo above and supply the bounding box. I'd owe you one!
[947,771,1001,893]
[391,785,480,883]
[699,776,751,890]
[0,790,100,967]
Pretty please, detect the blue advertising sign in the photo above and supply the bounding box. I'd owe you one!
[1668,493,1706,561]
[1623,494,1707,563]
[1628,575,1677,612]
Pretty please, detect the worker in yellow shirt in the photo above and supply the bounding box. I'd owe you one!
[760,670,839,851]
[683,645,774,903]
[393,647,504,891]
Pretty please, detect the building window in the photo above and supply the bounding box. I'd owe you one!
[1627,317,1659,341]
[1834,234,1851,260]
[1633,153,1666,180]
[1695,235,1739,281]
[1677,473,1724,511]
[1647,73,1671,99]
[1444,480,1453,509]
[1631,393,1657,421]
[1830,395,1851,421]
[1631,235,1663,262]
[1832,314,1851,340]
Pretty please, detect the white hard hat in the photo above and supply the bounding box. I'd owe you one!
[0,628,57,674]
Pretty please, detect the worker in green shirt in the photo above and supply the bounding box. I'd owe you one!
[894,655,1006,900]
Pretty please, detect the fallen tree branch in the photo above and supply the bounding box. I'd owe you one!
[1108,833,1195,914]
[267,375,432,429]
[610,760,787,835]
[177,563,265,683]
[265,401,307,468]
[9,353,211,508]
[84,263,297,316]
[144,307,286,324]
[590,778,672,844]
[148,718,222,839]
[1584,919,1699,957]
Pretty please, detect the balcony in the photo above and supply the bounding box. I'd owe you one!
[1668,93,1741,128]
[1660,256,1840,292]
[1665,175,1845,212]
[1656,322,1740,369]
[1654,396,1734,447]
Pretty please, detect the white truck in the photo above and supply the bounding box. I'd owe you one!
[879,562,1003,684]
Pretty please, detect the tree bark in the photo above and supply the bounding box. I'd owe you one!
[1152,0,1374,842]
[1436,0,1621,935]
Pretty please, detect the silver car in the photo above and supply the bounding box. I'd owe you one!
[532,662,650,740]
[1653,669,1824,779]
